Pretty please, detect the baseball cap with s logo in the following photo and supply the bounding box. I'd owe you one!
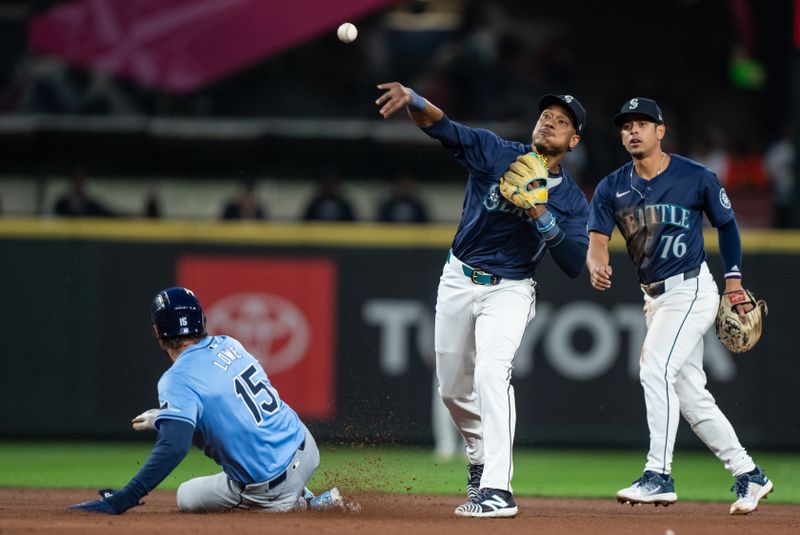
[538,93,587,134]
[614,97,664,126]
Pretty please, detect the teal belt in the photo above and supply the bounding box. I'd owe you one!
[448,250,501,286]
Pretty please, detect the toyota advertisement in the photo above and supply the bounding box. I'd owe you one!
[177,256,337,420]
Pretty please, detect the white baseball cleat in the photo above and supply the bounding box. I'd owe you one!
[616,471,678,506]
[730,466,773,515]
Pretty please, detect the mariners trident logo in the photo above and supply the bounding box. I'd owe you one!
[628,98,639,109]
[719,188,731,209]
[484,183,529,219]
[484,184,502,210]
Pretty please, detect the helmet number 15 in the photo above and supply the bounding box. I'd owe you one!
[659,232,687,259]
[234,364,279,424]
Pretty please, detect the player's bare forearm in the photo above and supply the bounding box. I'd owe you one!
[408,105,444,128]
[376,82,444,128]
[724,278,744,293]
[587,231,613,290]
[722,277,755,314]
[527,205,547,219]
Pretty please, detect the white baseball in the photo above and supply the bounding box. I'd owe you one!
[337,22,357,43]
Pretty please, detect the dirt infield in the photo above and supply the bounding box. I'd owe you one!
[1,488,798,534]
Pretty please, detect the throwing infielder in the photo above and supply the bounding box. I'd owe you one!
[377,83,589,517]
[69,287,341,514]
[586,98,773,514]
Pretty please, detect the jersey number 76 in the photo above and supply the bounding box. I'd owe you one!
[659,232,687,259]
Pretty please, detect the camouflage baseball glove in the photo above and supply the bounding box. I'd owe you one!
[716,289,768,353]
[499,152,549,210]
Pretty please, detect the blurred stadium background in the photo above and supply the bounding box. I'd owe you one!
[0,0,796,224]
[0,0,798,468]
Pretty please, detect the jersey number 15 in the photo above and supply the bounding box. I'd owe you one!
[234,364,279,424]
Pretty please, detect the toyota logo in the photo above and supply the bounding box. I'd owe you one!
[206,293,310,374]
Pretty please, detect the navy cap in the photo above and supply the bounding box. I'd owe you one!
[538,94,586,134]
[614,97,664,126]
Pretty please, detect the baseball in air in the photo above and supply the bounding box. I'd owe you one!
[337,22,358,43]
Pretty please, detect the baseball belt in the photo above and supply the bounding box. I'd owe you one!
[641,266,701,298]
[265,437,306,490]
[447,250,501,286]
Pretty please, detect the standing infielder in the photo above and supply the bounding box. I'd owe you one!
[69,287,341,514]
[586,98,773,514]
[376,82,589,517]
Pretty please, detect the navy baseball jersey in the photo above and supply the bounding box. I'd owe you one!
[155,335,305,485]
[423,116,589,279]
[588,154,734,284]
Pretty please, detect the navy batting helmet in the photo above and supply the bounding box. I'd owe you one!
[151,287,206,339]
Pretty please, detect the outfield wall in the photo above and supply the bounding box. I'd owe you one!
[1,219,797,448]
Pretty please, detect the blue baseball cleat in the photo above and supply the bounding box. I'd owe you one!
[68,499,117,514]
[309,487,344,511]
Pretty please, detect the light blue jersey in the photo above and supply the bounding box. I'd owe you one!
[154,335,305,485]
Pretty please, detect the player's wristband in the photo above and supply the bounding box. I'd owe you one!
[407,89,427,112]
[536,213,557,233]
[534,210,554,229]
[534,211,561,241]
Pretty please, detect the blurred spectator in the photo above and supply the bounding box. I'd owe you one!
[221,179,266,220]
[143,184,162,219]
[378,174,429,223]
[16,57,137,115]
[302,175,356,222]
[431,370,465,461]
[724,138,771,227]
[724,138,767,193]
[764,126,795,228]
[486,33,542,121]
[418,286,464,460]
[421,1,500,120]
[689,130,728,181]
[53,167,115,217]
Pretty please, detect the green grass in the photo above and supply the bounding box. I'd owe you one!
[1,442,798,504]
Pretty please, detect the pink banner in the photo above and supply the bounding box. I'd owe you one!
[28,0,399,92]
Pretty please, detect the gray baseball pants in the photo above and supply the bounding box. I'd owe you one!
[176,424,320,513]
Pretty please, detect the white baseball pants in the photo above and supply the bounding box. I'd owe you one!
[435,253,537,492]
[640,263,755,477]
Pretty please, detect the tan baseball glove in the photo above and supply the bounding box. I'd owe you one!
[499,152,549,209]
[716,289,768,353]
